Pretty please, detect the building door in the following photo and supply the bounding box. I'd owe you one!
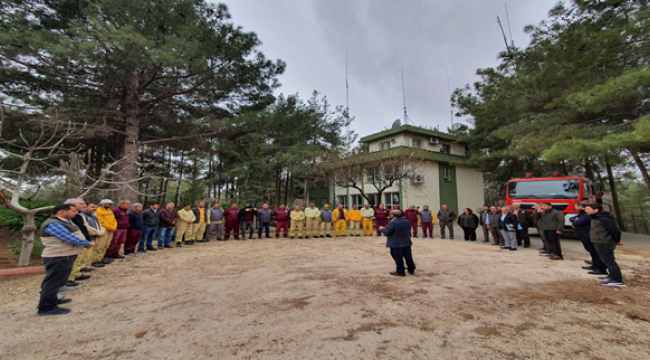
[438,164,459,214]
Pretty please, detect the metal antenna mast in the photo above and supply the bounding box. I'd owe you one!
[505,3,515,49]
[345,50,350,146]
[446,68,453,128]
[497,16,510,52]
[401,68,410,125]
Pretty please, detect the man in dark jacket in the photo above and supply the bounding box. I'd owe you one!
[498,206,519,250]
[139,202,159,253]
[157,202,179,248]
[539,203,565,260]
[437,204,456,239]
[238,205,257,240]
[380,210,416,276]
[486,206,504,246]
[513,204,533,248]
[191,201,209,243]
[404,205,420,237]
[570,203,607,275]
[125,203,144,256]
[585,204,625,287]
[479,205,490,243]
[63,198,93,286]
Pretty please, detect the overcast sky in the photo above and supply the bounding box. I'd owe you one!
[223,0,559,139]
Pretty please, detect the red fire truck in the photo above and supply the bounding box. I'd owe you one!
[504,172,607,231]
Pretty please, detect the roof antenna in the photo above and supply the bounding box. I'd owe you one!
[345,50,351,146]
[446,68,453,129]
[401,68,413,126]
[505,3,515,49]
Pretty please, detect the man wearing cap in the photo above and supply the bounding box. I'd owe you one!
[290,205,305,239]
[205,203,224,241]
[105,200,131,258]
[404,205,420,237]
[319,204,333,238]
[332,204,347,237]
[191,201,209,243]
[176,204,196,246]
[139,202,160,252]
[347,205,362,236]
[304,203,320,239]
[81,202,107,268]
[95,199,117,263]
[37,204,93,316]
[64,198,93,286]
[420,205,436,239]
[158,202,178,248]
[361,203,375,236]
[256,204,273,239]
[125,203,144,256]
[374,204,390,236]
[272,204,290,238]
[437,204,456,240]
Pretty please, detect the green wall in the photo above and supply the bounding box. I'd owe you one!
[308,187,331,208]
[438,164,459,214]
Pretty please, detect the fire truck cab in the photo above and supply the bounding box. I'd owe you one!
[504,172,605,231]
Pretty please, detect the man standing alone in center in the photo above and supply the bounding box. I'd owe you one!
[304,203,320,239]
[437,204,456,240]
[380,210,416,277]
[290,205,305,239]
[361,203,375,236]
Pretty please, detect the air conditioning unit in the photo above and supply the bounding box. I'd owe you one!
[391,138,396,143]
[411,174,424,183]
[429,137,440,144]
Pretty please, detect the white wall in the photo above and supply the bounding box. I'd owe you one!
[402,162,439,208]
[456,166,485,212]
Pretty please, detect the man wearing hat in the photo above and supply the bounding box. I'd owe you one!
[95,199,117,264]
[319,204,333,238]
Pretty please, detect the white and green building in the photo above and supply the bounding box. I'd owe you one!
[308,124,484,214]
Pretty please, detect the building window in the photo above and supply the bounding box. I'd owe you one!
[366,167,378,182]
[412,139,422,148]
[384,192,400,208]
[337,195,348,208]
[321,197,328,206]
[440,144,451,153]
[351,194,364,208]
[380,141,391,150]
[443,167,452,182]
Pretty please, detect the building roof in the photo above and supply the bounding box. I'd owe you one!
[359,124,463,144]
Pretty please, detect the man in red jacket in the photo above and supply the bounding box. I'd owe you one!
[273,204,290,238]
[404,205,420,237]
[106,200,131,258]
[223,203,240,240]
[374,204,390,236]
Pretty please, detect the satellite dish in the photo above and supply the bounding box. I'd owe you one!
[391,119,401,129]
[451,123,468,132]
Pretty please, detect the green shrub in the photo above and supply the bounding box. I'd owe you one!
[7,235,45,260]
[0,202,57,231]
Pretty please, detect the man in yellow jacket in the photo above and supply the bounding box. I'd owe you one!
[176,204,196,246]
[95,199,117,265]
[360,203,375,236]
[290,205,306,239]
[332,204,347,237]
[304,203,320,239]
[347,205,362,236]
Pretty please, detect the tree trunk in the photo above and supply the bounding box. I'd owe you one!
[275,169,281,208]
[116,71,141,202]
[18,213,37,266]
[629,148,650,192]
[284,173,290,205]
[605,159,626,231]
[175,150,185,205]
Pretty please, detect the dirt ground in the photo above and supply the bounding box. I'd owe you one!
[1,232,649,360]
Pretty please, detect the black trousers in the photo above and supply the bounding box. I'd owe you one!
[544,231,562,257]
[390,246,416,274]
[594,244,623,283]
[462,227,477,240]
[516,227,531,247]
[579,235,607,271]
[39,255,77,311]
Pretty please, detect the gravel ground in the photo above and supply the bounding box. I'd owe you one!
[1,228,649,360]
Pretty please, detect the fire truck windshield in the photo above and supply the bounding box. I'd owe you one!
[508,179,580,200]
